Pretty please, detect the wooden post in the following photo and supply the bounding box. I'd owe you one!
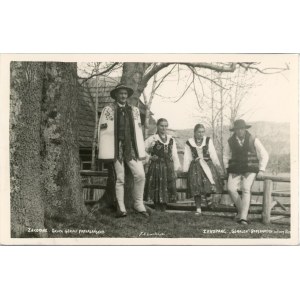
[262,179,273,224]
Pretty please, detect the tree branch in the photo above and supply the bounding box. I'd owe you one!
[193,79,204,109]
[141,63,171,86]
[237,62,289,74]
[173,73,194,103]
[188,66,228,89]
[184,62,237,73]
[142,91,148,105]
[141,62,237,87]
[78,62,120,84]
[153,64,177,92]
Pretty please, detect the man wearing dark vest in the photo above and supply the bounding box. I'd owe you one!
[97,84,149,218]
[223,119,269,225]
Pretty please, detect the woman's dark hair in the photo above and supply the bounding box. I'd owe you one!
[194,123,205,133]
[157,118,168,126]
[156,118,168,133]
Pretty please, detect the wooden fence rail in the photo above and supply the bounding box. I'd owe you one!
[80,171,290,224]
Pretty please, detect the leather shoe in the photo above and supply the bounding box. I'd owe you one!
[134,210,150,218]
[115,211,127,218]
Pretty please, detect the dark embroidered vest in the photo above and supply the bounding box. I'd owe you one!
[116,104,137,161]
[117,106,126,141]
[227,131,259,174]
[150,138,174,162]
[186,137,211,161]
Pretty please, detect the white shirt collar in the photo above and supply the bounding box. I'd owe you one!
[155,134,172,145]
[117,102,126,108]
[236,135,245,145]
[188,136,206,148]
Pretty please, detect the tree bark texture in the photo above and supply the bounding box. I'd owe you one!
[10,62,45,237]
[41,62,87,218]
[10,61,87,237]
[121,63,151,106]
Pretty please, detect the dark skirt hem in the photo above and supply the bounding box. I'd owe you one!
[187,160,222,198]
[144,160,177,205]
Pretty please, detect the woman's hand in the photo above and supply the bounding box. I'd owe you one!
[217,167,226,177]
[224,169,228,177]
[150,155,159,161]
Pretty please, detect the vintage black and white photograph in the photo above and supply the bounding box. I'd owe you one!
[0,54,298,245]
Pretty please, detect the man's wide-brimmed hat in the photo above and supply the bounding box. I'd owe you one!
[230,119,251,131]
[110,84,134,100]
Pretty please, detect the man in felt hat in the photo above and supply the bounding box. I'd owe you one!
[223,119,269,225]
[97,84,149,218]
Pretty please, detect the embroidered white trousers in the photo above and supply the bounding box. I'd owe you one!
[114,160,146,213]
[227,173,256,220]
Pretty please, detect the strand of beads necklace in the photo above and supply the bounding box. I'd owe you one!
[195,137,203,146]
[159,134,168,154]
[159,134,167,143]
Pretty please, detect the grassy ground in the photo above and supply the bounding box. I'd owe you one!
[45,207,290,239]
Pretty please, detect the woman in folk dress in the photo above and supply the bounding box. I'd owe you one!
[183,124,223,215]
[144,118,181,211]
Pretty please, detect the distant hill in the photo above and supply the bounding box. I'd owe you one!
[167,121,290,173]
[170,121,289,153]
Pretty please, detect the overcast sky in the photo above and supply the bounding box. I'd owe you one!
[146,65,292,129]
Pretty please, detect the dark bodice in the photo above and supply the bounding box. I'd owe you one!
[186,137,211,161]
[150,138,174,162]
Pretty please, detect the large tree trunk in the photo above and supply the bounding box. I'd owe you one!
[10,61,87,237]
[143,74,157,139]
[121,63,151,106]
[41,62,87,218]
[10,62,45,237]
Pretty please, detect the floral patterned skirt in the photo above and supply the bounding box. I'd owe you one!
[144,159,177,206]
[187,159,223,197]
